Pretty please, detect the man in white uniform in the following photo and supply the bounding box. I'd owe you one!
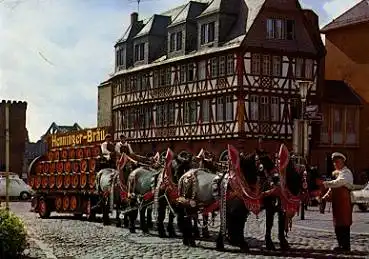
[100,134,115,167]
[115,134,133,156]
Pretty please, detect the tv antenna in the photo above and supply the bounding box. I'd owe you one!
[128,0,155,16]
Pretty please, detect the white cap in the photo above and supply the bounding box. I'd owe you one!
[331,152,346,161]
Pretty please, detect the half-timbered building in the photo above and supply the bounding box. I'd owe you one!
[99,0,325,159]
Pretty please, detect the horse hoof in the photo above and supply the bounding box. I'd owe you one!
[129,228,136,234]
[216,237,224,251]
[240,244,250,253]
[202,230,210,238]
[168,232,177,238]
[159,232,168,238]
[189,240,197,247]
[193,231,200,238]
[116,222,122,228]
[280,240,290,251]
[266,240,276,251]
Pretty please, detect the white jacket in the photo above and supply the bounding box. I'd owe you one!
[101,141,112,160]
[323,166,354,198]
[115,141,133,155]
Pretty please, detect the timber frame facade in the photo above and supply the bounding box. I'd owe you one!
[100,0,325,158]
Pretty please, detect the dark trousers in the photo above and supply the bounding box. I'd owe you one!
[335,226,350,250]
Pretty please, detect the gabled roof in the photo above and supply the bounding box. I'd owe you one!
[244,0,266,34]
[323,80,363,105]
[321,0,369,33]
[116,20,144,44]
[169,1,208,27]
[199,0,239,17]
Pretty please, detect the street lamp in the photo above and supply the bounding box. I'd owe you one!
[295,80,313,220]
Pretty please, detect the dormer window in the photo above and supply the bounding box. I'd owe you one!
[116,46,125,70]
[200,22,215,45]
[266,19,295,40]
[169,31,183,52]
[134,43,145,61]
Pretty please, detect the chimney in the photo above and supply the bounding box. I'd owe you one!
[131,12,138,25]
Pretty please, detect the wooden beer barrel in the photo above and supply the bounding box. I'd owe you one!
[48,151,54,161]
[89,172,96,189]
[76,148,83,159]
[49,162,56,174]
[92,146,100,157]
[89,159,96,172]
[35,175,41,189]
[49,174,56,188]
[29,176,35,188]
[54,150,60,161]
[43,162,50,174]
[64,161,72,173]
[62,196,69,211]
[80,160,88,172]
[41,175,48,188]
[80,172,87,188]
[64,173,71,189]
[55,196,63,212]
[84,147,92,158]
[35,163,43,175]
[70,196,77,211]
[71,173,79,188]
[56,162,64,173]
[69,149,76,159]
[56,173,63,189]
[72,162,79,173]
[61,149,68,160]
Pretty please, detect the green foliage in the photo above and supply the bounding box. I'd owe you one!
[0,208,28,258]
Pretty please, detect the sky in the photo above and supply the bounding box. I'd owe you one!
[0,0,363,141]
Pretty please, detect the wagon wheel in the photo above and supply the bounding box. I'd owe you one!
[41,175,48,189]
[69,149,76,159]
[56,174,63,189]
[80,172,87,188]
[49,174,56,188]
[63,196,70,211]
[64,173,71,189]
[55,196,63,212]
[38,197,51,218]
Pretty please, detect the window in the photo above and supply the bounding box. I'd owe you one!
[153,71,159,88]
[332,108,343,144]
[138,107,145,128]
[145,107,151,128]
[202,99,210,122]
[225,96,233,121]
[166,67,171,86]
[160,68,166,86]
[134,43,145,61]
[176,31,182,51]
[271,97,280,121]
[211,58,218,78]
[198,61,206,80]
[226,55,234,75]
[272,56,282,76]
[251,54,261,74]
[262,55,271,76]
[184,101,197,124]
[346,108,358,144]
[266,19,295,40]
[305,59,313,79]
[219,56,226,76]
[295,58,304,78]
[170,33,175,52]
[216,97,224,121]
[187,64,195,82]
[320,106,329,144]
[260,96,269,121]
[180,65,186,83]
[249,95,259,121]
[116,46,125,68]
[168,103,175,125]
[201,22,215,44]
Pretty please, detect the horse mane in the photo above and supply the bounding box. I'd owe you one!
[239,152,259,185]
[285,159,302,196]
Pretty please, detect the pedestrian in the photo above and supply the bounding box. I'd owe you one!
[322,152,354,252]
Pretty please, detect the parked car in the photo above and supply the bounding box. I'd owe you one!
[0,175,34,200]
[351,182,369,212]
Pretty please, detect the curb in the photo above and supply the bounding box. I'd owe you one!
[293,224,369,236]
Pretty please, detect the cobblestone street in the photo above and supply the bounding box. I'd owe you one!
[9,202,369,259]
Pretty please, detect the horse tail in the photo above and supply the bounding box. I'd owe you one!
[153,169,163,220]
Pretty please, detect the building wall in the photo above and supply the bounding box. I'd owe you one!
[325,23,369,100]
[97,83,112,127]
[0,100,27,175]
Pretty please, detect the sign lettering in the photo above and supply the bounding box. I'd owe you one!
[47,127,110,148]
